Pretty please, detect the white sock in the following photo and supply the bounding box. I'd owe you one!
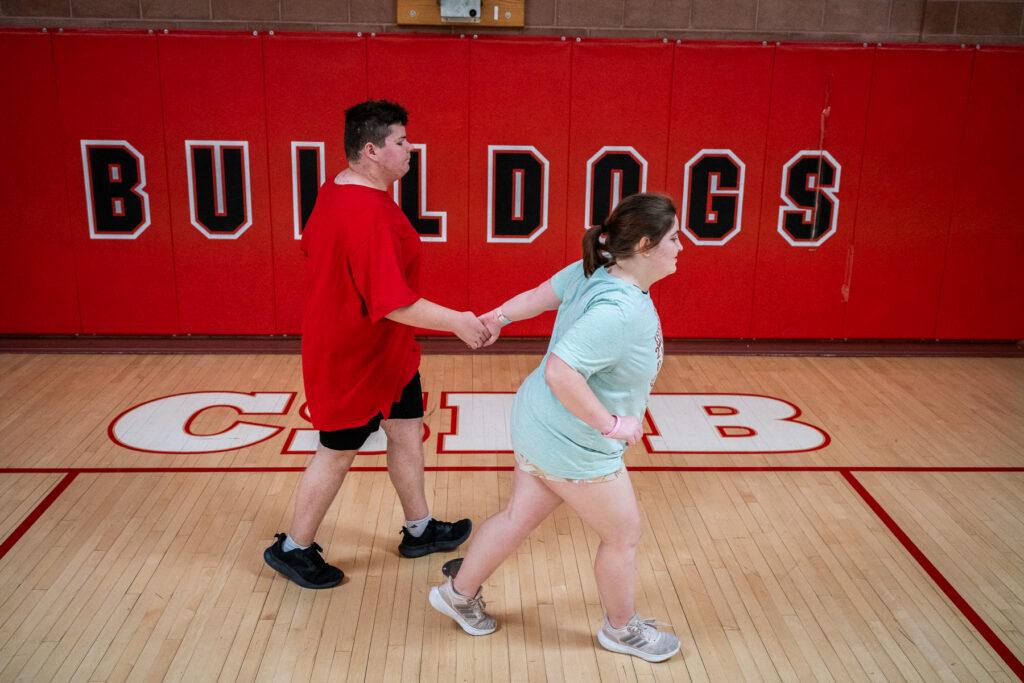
[404,514,432,537]
[282,534,309,553]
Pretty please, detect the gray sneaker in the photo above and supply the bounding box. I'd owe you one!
[428,577,497,636]
[597,614,680,662]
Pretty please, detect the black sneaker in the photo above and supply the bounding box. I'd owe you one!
[263,533,344,589]
[398,518,472,558]
[441,557,463,578]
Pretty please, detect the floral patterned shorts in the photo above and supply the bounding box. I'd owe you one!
[514,452,624,484]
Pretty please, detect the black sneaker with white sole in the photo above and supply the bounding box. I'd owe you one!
[398,518,472,558]
[441,557,463,578]
[263,533,344,589]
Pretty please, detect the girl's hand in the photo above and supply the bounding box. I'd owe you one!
[604,415,643,445]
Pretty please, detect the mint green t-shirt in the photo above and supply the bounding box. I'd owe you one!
[510,260,664,479]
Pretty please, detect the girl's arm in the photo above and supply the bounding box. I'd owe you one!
[496,280,561,322]
[543,353,643,444]
[479,279,561,343]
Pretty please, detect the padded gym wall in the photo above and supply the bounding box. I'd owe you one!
[369,36,472,336]
[263,34,368,334]
[1,32,79,333]
[0,30,1021,340]
[54,31,180,334]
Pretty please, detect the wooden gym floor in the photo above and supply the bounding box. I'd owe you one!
[0,352,1022,681]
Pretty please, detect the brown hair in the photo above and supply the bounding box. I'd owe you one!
[582,193,678,277]
[344,100,408,162]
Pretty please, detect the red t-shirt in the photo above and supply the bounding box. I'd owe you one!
[300,182,422,430]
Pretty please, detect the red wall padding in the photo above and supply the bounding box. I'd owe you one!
[263,34,368,334]
[54,32,180,333]
[369,36,471,336]
[567,40,674,315]
[845,46,973,337]
[937,48,1024,339]
[1,30,1021,340]
[750,45,873,338]
[468,38,572,336]
[0,33,79,333]
[159,32,276,333]
[661,43,774,338]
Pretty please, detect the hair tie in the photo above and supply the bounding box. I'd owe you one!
[601,415,622,437]
[599,250,612,260]
[597,232,608,245]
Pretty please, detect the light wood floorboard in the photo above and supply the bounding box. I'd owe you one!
[0,353,1021,681]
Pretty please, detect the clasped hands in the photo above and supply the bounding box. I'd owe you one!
[452,308,506,350]
[452,310,642,447]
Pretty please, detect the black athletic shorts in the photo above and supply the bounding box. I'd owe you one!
[318,372,424,451]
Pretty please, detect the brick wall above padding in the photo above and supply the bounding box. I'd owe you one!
[2,0,1021,43]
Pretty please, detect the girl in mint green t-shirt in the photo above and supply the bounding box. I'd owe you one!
[429,193,685,663]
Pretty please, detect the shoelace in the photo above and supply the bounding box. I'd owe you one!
[465,593,488,619]
[279,534,325,565]
[301,543,326,567]
[627,617,673,642]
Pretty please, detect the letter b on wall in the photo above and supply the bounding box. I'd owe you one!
[81,140,151,239]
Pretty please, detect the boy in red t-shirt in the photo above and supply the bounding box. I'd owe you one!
[264,101,490,589]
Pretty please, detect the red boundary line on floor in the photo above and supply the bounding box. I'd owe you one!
[1,467,1022,677]
[0,472,78,562]
[0,466,1022,474]
[842,471,1024,681]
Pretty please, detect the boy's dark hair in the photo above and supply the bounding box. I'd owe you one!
[344,100,409,162]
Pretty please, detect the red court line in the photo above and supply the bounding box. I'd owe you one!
[627,466,1024,473]
[1,466,1022,474]
[0,472,78,563]
[842,471,1024,681]
[0,466,1021,680]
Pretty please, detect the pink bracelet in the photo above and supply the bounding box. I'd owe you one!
[601,415,621,437]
